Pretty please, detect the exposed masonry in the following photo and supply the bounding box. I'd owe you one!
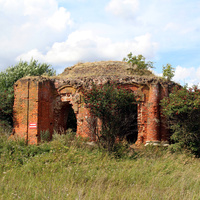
[12,61,175,145]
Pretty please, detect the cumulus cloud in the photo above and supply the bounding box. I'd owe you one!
[173,65,200,87]
[105,0,139,20]
[0,0,73,70]
[1,0,199,89]
[47,7,73,31]
[16,31,158,72]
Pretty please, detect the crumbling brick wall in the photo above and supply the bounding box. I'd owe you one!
[12,61,175,145]
[12,76,172,145]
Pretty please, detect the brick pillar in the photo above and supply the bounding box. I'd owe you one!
[160,85,170,145]
[136,103,148,145]
[13,78,55,144]
[146,83,160,145]
[13,78,39,144]
[76,106,97,140]
[27,79,39,144]
[38,80,54,142]
[13,79,29,140]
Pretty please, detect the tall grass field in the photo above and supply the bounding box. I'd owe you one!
[0,130,200,200]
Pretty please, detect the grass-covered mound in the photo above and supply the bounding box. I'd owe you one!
[0,130,200,200]
[60,61,155,78]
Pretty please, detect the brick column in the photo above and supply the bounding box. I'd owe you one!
[38,80,54,142]
[136,103,148,145]
[146,83,160,145]
[27,79,39,144]
[13,78,40,144]
[13,79,29,140]
[76,106,97,140]
[160,85,170,145]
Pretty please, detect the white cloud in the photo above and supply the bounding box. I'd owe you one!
[105,0,139,20]
[17,49,45,61]
[16,31,158,72]
[173,65,200,87]
[173,65,195,82]
[0,0,57,17]
[0,0,73,69]
[164,22,196,36]
[24,0,58,16]
[47,7,73,31]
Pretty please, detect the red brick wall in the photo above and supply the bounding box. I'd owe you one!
[27,79,39,144]
[13,79,29,140]
[13,78,39,144]
[13,78,170,145]
[13,78,55,144]
[38,80,55,141]
[76,106,95,139]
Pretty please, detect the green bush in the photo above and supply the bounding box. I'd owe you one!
[160,85,200,156]
[0,59,55,127]
[82,83,138,152]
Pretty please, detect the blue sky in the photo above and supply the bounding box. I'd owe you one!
[0,0,200,86]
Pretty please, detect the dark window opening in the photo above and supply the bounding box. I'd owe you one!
[120,104,138,143]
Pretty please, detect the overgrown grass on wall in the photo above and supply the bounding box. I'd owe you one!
[0,130,200,200]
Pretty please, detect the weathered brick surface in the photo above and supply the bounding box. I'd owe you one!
[13,79,29,140]
[160,84,170,142]
[27,79,39,144]
[146,84,160,142]
[38,80,55,141]
[13,62,175,145]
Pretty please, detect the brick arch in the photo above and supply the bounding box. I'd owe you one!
[54,85,80,133]
[57,85,96,140]
[53,101,77,133]
[57,85,80,112]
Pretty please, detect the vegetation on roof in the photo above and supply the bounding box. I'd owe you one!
[60,61,156,78]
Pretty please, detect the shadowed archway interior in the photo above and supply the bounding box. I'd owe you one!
[66,105,77,132]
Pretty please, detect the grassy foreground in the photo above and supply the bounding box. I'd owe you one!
[0,132,200,200]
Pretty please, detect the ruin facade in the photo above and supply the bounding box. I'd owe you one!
[12,61,174,145]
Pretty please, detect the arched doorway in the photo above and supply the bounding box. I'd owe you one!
[55,102,77,133]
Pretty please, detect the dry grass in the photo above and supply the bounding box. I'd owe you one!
[59,61,156,78]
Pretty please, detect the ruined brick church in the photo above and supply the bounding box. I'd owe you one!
[12,61,174,145]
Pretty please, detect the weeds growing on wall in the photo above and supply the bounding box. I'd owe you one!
[82,83,138,152]
[161,85,200,156]
[123,53,154,76]
[162,63,175,81]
